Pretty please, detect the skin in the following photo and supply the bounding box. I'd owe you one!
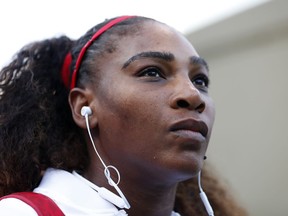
[70,20,215,216]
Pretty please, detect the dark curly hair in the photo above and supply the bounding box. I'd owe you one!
[0,16,247,215]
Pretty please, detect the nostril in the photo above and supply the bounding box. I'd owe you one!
[197,102,205,113]
[177,99,190,108]
[176,99,205,113]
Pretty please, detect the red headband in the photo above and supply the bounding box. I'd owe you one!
[61,15,136,89]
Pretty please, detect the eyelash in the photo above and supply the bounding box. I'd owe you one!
[138,67,164,79]
[192,74,210,90]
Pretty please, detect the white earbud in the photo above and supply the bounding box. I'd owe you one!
[81,106,92,117]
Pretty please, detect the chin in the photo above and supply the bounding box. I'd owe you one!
[169,154,204,182]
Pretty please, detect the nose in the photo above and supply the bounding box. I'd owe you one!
[169,81,206,113]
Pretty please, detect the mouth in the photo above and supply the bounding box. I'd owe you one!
[169,119,208,138]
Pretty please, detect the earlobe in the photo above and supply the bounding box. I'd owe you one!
[69,88,98,129]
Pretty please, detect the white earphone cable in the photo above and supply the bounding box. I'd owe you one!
[84,114,121,186]
[198,171,214,216]
[84,113,130,209]
[84,115,106,168]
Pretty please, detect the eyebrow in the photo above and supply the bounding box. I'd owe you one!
[190,56,209,71]
[122,51,175,69]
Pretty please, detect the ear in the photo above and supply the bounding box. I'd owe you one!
[69,87,98,129]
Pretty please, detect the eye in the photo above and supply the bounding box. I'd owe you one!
[138,67,164,79]
[192,75,210,90]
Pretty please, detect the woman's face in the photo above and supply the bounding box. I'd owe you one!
[89,21,215,184]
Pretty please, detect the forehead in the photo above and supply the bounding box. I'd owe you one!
[113,21,199,59]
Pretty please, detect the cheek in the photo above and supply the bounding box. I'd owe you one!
[96,85,165,144]
[96,90,169,168]
[203,96,216,140]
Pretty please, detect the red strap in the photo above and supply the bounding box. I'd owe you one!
[0,192,64,216]
[67,15,136,90]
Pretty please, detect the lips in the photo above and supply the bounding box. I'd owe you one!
[169,119,208,138]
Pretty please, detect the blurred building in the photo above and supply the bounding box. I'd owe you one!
[186,1,288,215]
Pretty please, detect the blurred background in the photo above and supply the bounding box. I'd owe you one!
[1,0,287,215]
[188,1,288,215]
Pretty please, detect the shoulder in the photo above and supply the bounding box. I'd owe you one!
[0,197,37,215]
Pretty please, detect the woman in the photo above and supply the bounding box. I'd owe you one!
[0,16,246,215]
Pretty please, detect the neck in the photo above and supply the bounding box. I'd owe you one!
[125,183,177,216]
[83,165,178,216]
